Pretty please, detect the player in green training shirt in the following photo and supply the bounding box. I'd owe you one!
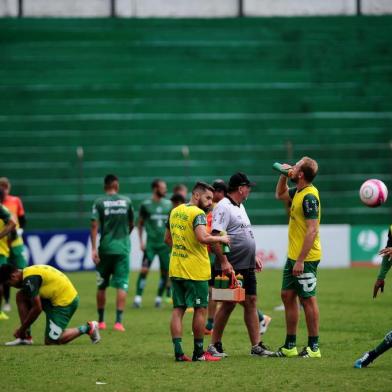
[133,179,172,308]
[91,174,134,332]
[354,226,392,368]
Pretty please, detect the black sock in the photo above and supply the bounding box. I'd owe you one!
[98,308,104,323]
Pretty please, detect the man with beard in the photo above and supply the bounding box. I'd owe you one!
[133,179,172,308]
[270,157,322,358]
[167,182,230,362]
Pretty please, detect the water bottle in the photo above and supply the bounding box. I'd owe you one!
[272,162,293,177]
[220,231,230,254]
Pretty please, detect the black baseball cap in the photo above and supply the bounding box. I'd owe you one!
[212,179,227,193]
[228,172,256,189]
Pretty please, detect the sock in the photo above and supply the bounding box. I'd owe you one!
[193,338,204,358]
[172,337,184,358]
[157,271,168,297]
[136,273,147,296]
[98,308,104,323]
[308,336,319,351]
[284,334,297,349]
[206,318,214,330]
[3,284,10,303]
[116,309,123,324]
[78,323,90,335]
[374,330,392,358]
[257,309,264,322]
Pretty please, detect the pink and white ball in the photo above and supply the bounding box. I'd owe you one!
[359,179,388,207]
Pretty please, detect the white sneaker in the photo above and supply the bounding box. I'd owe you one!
[259,315,272,334]
[88,321,101,344]
[207,343,228,358]
[2,303,11,312]
[5,337,33,346]
[154,296,162,308]
[133,295,142,308]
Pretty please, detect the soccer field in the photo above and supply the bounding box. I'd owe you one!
[1,268,391,392]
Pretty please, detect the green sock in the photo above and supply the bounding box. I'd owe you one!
[206,318,214,330]
[193,338,204,358]
[308,336,319,351]
[172,337,184,358]
[98,308,104,323]
[136,273,147,296]
[116,309,123,324]
[78,323,90,335]
[284,335,296,349]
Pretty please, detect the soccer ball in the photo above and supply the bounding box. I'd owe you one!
[359,179,388,207]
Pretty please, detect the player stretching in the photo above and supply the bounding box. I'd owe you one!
[91,174,134,331]
[0,264,100,346]
[167,182,230,361]
[354,228,392,368]
[133,179,172,308]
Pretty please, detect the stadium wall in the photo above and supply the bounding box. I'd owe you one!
[2,0,392,17]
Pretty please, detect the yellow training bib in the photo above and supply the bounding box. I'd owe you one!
[23,265,78,307]
[288,185,322,262]
[169,204,210,281]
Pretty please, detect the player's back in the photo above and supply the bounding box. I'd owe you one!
[23,265,78,306]
[92,193,133,255]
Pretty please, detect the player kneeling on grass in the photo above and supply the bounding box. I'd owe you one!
[0,264,100,346]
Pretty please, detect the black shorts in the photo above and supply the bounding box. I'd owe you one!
[234,268,257,296]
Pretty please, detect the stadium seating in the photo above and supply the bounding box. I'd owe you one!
[1,17,391,229]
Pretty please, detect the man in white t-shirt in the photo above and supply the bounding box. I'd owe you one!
[207,172,273,358]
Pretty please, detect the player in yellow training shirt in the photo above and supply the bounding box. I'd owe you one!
[270,156,322,359]
[165,182,229,362]
[0,264,101,346]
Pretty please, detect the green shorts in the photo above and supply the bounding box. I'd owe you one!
[9,245,27,269]
[96,253,130,292]
[282,258,320,298]
[0,254,8,265]
[171,278,209,309]
[142,242,170,271]
[42,296,79,341]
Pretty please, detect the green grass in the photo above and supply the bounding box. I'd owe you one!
[1,268,391,391]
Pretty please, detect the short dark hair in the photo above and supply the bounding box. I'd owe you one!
[170,193,186,204]
[151,178,164,189]
[212,179,227,194]
[192,181,214,194]
[0,264,17,285]
[0,188,4,203]
[104,174,119,187]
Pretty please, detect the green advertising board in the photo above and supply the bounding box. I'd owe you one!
[351,225,389,265]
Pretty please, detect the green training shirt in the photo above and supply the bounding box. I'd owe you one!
[139,198,172,245]
[91,193,134,255]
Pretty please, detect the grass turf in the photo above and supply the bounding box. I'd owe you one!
[1,268,391,391]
